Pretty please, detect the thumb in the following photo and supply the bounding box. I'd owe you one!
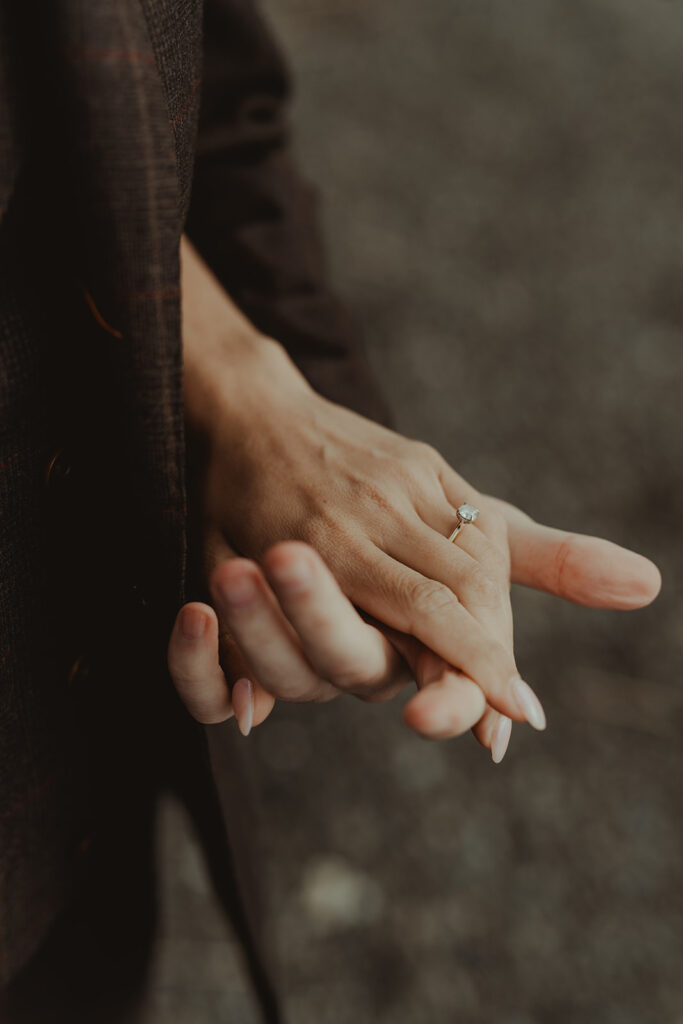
[489,496,662,609]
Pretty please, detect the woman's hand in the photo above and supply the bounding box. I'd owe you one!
[178,236,661,753]
[186,337,535,730]
[186,338,660,725]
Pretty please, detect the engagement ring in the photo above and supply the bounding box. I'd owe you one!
[447,503,480,544]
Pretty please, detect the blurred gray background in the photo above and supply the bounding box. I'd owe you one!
[144,2,683,1022]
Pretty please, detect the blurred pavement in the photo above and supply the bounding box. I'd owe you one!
[146,3,683,1022]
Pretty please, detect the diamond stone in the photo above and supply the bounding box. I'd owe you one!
[457,503,480,523]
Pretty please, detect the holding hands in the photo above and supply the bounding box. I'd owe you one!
[168,239,661,761]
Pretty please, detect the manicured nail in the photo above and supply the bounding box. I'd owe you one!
[511,677,546,731]
[232,677,254,736]
[181,606,207,639]
[491,716,512,764]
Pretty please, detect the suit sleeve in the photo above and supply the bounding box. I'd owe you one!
[184,0,394,427]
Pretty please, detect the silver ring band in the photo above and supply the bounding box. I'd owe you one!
[448,503,480,544]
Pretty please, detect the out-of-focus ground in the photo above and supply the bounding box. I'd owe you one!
[144,2,683,1022]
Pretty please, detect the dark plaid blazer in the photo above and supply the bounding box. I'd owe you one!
[0,0,391,1018]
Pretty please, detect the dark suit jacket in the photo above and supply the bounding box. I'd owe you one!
[0,0,392,1019]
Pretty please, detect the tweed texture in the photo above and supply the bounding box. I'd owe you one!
[0,0,391,1015]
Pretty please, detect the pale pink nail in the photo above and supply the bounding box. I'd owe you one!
[511,677,546,731]
[491,716,512,764]
[232,677,254,736]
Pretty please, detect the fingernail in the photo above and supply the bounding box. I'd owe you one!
[511,676,547,731]
[270,557,313,594]
[219,574,257,607]
[232,677,254,736]
[181,606,207,639]
[491,716,512,763]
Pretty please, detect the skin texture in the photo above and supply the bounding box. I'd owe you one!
[170,237,662,758]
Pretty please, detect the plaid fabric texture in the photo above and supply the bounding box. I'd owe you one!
[0,0,392,1013]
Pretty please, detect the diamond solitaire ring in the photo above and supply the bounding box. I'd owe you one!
[447,503,480,544]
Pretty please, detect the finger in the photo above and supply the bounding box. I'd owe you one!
[441,514,516,755]
[388,514,513,641]
[216,619,277,730]
[402,648,487,739]
[389,540,511,757]
[350,544,546,728]
[430,471,552,753]
[168,602,276,728]
[395,634,511,759]
[261,540,408,699]
[412,481,514,640]
[451,515,522,758]
[419,468,536,749]
[210,559,338,703]
[391,505,518,753]
[471,705,513,763]
[203,531,278,727]
[168,602,235,724]
[490,497,662,608]
[434,464,512,564]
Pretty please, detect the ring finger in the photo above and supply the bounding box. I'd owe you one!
[388,503,518,756]
[422,490,519,754]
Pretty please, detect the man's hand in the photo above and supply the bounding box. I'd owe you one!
[168,539,501,749]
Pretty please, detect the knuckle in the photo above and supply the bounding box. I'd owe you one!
[299,511,347,556]
[464,564,501,607]
[331,662,381,692]
[296,498,335,537]
[410,439,440,466]
[395,441,440,484]
[331,647,396,693]
[358,480,398,521]
[406,577,458,621]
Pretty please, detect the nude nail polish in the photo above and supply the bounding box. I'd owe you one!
[511,676,547,731]
[232,677,254,737]
[491,716,512,764]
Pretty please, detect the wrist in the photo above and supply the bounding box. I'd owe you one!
[180,234,312,437]
[184,328,309,438]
